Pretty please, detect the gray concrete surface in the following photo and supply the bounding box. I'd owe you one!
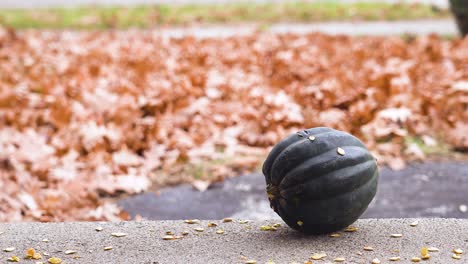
[150,19,458,38]
[119,161,468,220]
[0,219,466,263]
[365,161,468,218]
[0,0,449,9]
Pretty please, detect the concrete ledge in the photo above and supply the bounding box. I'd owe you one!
[0,219,467,263]
[136,20,459,39]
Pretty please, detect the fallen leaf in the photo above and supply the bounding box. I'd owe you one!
[191,180,211,192]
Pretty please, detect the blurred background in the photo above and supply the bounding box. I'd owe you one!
[0,0,466,222]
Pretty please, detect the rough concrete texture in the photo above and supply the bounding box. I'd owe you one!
[0,219,467,263]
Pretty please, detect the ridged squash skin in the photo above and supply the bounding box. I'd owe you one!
[450,0,468,36]
[262,127,378,234]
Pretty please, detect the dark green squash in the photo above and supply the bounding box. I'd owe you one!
[262,127,378,234]
[450,0,468,36]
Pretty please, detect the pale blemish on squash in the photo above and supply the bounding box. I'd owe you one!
[337,147,345,156]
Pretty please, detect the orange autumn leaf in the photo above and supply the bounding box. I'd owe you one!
[0,28,466,221]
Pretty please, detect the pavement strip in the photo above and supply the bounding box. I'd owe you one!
[150,19,458,38]
[0,219,466,263]
[119,161,468,220]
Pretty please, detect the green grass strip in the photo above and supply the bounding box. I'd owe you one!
[0,2,450,29]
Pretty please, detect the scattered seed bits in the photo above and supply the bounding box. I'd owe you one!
[207,222,217,227]
[310,253,327,260]
[427,247,439,252]
[48,257,62,264]
[25,248,42,260]
[42,239,49,242]
[245,260,257,264]
[273,223,281,228]
[162,235,178,240]
[411,257,421,262]
[95,226,103,231]
[421,247,428,257]
[308,136,315,141]
[390,234,402,238]
[337,147,345,156]
[7,256,20,262]
[111,232,127,237]
[238,220,249,224]
[4,247,15,252]
[453,249,463,254]
[182,231,189,236]
[410,220,419,227]
[389,256,400,261]
[363,246,374,251]
[184,219,200,224]
[297,220,303,226]
[371,258,381,264]
[65,250,77,255]
[452,254,461,260]
[222,218,233,223]
[421,255,430,260]
[329,233,340,237]
[216,229,225,234]
[165,231,174,235]
[104,246,113,251]
[334,257,345,262]
[26,248,36,257]
[260,225,277,231]
[344,226,358,232]
[194,227,204,232]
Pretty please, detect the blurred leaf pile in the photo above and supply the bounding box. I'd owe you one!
[0,28,466,221]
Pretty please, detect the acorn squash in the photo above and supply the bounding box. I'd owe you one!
[450,0,468,36]
[262,127,378,234]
